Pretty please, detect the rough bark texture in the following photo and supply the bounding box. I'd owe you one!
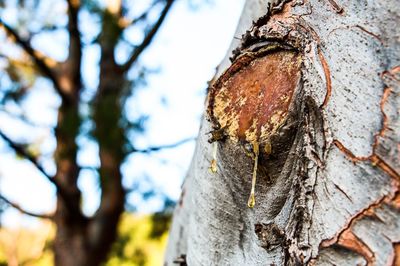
[166,0,400,265]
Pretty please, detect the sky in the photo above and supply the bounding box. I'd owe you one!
[0,0,245,228]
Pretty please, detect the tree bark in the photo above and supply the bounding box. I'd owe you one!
[166,0,400,265]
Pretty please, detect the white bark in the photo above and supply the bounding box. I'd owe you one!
[166,0,400,265]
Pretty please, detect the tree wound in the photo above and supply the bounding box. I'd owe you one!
[208,49,302,208]
[208,50,302,149]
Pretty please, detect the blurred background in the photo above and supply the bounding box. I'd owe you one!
[0,0,243,265]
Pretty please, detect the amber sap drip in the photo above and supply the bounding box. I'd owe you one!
[247,142,259,208]
[209,142,218,173]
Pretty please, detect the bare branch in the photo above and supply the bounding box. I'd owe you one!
[79,165,99,172]
[0,108,52,129]
[0,130,80,213]
[0,19,69,102]
[0,130,53,180]
[131,137,195,153]
[119,0,160,28]
[80,136,195,170]
[78,138,195,171]
[31,25,64,35]
[0,19,68,101]
[121,0,175,71]
[0,194,53,219]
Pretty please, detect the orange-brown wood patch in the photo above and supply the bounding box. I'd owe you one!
[393,243,400,266]
[209,51,301,145]
[337,230,375,265]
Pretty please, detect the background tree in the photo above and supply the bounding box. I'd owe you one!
[166,0,400,265]
[0,0,184,265]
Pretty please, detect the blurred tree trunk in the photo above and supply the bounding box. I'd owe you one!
[0,1,174,266]
[0,0,176,265]
[52,1,87,264]
[52,1,173,265]
[166,0,400,265]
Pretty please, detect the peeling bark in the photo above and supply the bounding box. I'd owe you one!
[166,0,400,265]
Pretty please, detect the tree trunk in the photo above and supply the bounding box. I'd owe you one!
[53,101,88,266]
[0,1,175,265]
[53,3,126,265]
[166,0,400,265]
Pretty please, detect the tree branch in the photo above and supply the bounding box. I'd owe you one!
[131,137,195,153]
[0,108,51,129]
[0,194,53,219]
[66,0,82,91]
[0,19,69,102]
[79,138,195,170]
[121,0,175,71]
[0,130,79,213]
[0,130,53,181]
[119,0,160,28]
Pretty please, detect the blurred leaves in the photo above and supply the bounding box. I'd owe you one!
[106,212,171,266]
[6,59,36,85]
[2,58,37,103]
[0,221,54,266]
[0,213,171,266]
[149,212,171,239]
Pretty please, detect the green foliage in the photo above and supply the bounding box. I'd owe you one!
[105,213,171,266]
[0,246,6,266]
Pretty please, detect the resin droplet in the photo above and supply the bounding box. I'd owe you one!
[247,192,255,208]
[247,142,259,208]
[209,159,217,173]
[264,140,272,155]
[208,142,218,173]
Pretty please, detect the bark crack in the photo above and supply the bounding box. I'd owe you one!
[318,48,332,109]
[334,139,400,180]
[325,0,343,13]
[319,189,400,265]
[331,182,353,203]
[338,194,400,266]
[332,74,400,179]
[337,230,375,265]
[355,25,383,44]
